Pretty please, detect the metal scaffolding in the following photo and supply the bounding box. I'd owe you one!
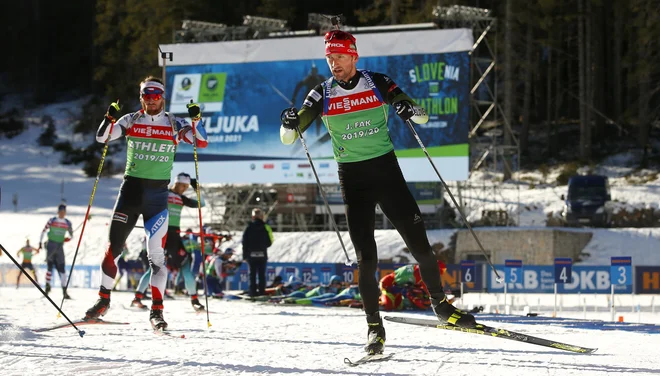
[174,16,290,43]
[434,5,519,175]
[433,5,520,226]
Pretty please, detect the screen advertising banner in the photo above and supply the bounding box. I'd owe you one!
[160,28,473,184]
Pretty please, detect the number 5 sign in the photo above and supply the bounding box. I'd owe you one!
[504,259,523,285]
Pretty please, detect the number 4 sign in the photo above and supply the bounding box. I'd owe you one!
[554,258,572,284]
[553,258,572,317]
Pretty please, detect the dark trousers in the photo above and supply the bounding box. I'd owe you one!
[46,241,66,274]
[248,259,267,296]
[17,262,37,285]
[165,226,186,269]
[339,151,444,315]
[102,177,168,296]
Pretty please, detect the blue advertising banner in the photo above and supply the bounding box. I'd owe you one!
[635,266,660,294]
[487,265,633,293]
[164,30,473,183]
[318,182,442,205]
[5,262,652,294]
[1,264,101,289]
[375,263,483,292]
[230,262,338,291]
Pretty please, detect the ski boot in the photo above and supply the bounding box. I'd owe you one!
[431,296,476,328]
[364,312,386,355]
[131,293,148,309]
[45,282,51,295]
[191,296,205,312]
[150,301,168,331]
[84,291,111,320]
[62,288,72,300]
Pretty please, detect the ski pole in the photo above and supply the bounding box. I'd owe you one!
[59,107,119,316]
[0,243,85,337]
[190,113,212,328]
[72,214,92,233]
[404,119,503,282]
[294,123,353,266]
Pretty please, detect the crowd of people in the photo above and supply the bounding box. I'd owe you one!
[16,207,450,315]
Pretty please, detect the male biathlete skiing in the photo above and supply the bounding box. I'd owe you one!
[84,76,208,331]
[278,29,475,355]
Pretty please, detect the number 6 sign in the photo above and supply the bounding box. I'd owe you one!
[460,260,476,284]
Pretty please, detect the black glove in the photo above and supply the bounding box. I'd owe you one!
[394,100,415,122]
[106,102,120,121]
[190,178,198,190]
[187,100,201,120]
[280,107,300,130]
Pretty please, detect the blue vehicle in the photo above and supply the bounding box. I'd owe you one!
[561,175,612,227]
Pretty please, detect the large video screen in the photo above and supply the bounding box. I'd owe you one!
[161,28,472,183]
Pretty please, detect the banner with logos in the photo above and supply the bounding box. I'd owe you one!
[162,29,472,183]
[317,182,443,205]
[635,266,660,294]
[5,262,658,294]
[487,265,634,294]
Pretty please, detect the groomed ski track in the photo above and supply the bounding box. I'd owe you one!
[1,288,658,376]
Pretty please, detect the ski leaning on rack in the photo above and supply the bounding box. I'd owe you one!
[384,316,597,354]
[344,353,393,367]
[33,318,129,333]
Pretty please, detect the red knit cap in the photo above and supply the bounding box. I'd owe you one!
[324,30,358,57]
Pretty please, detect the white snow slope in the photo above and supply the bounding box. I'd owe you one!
[1,287,659,376]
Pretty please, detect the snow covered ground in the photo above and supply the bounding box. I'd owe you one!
[1,287,659,376]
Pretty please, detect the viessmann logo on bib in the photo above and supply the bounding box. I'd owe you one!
[168,195,183,205]
[128,124,173,141]
[326,91,381,115]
